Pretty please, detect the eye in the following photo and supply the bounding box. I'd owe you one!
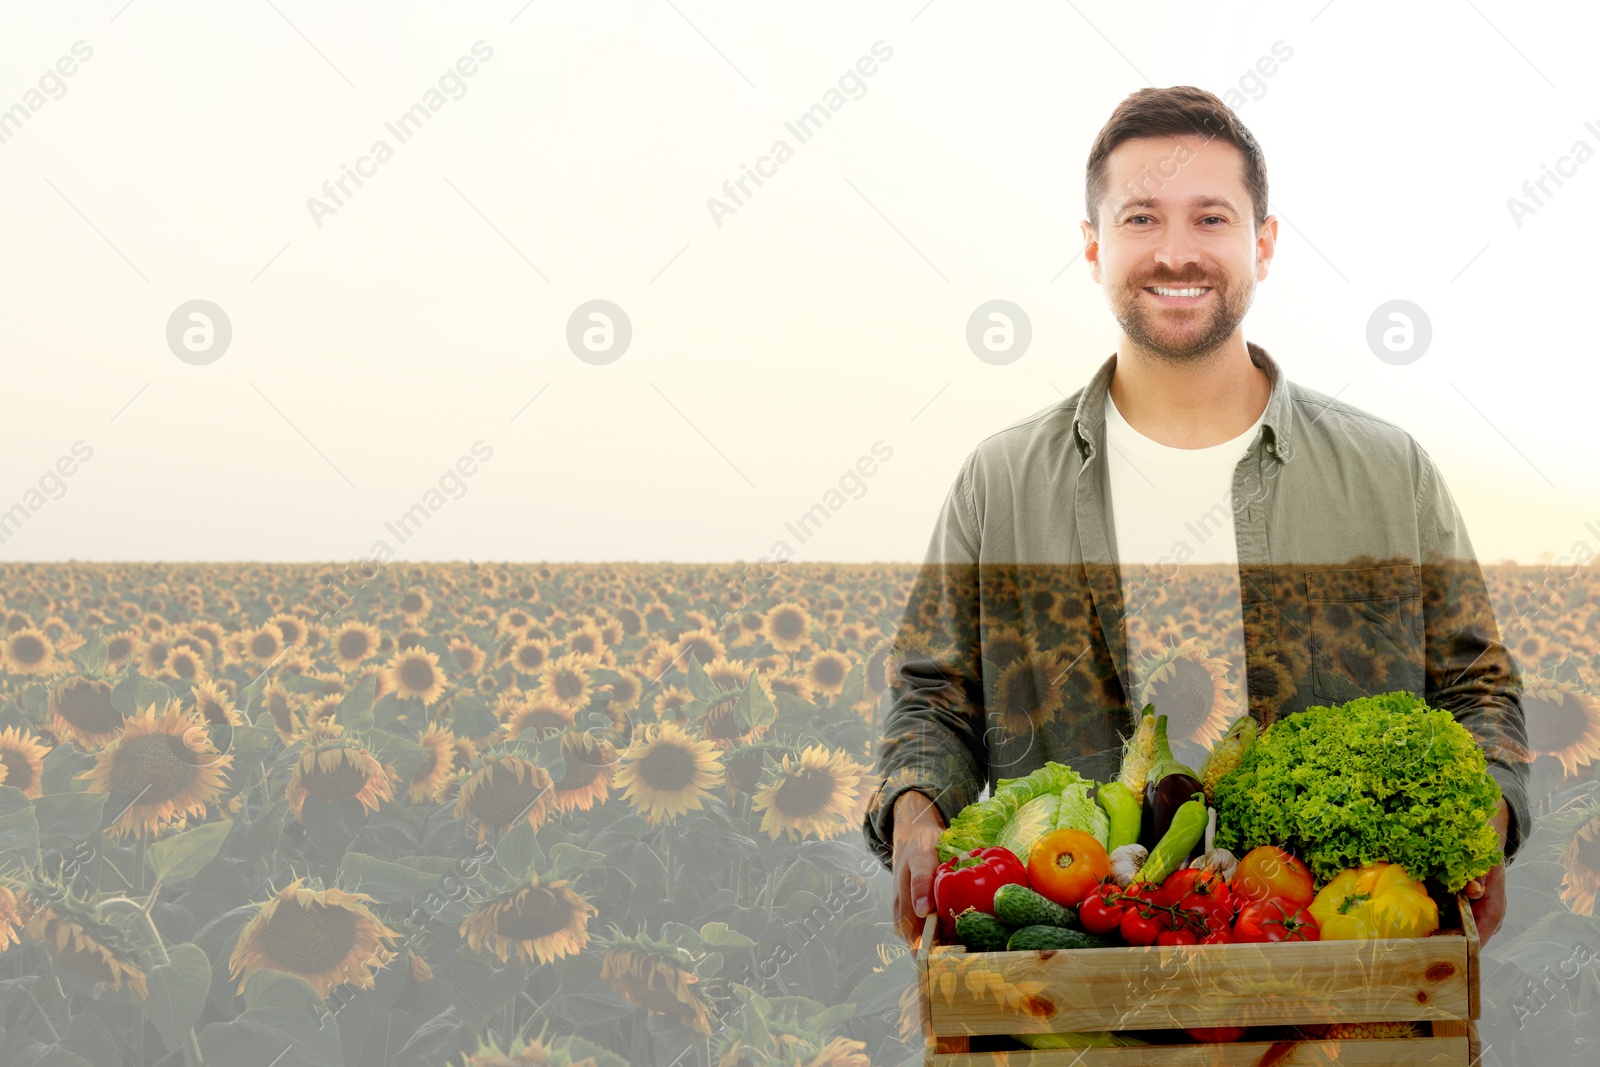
[1201,216,1226,225]
[1127,215,1153,225]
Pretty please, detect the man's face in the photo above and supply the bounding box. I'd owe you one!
[1082,135,1277,363]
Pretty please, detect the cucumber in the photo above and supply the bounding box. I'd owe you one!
[954,908,1014,952]
[992,883,1078,930]
[1006,925,1113,951]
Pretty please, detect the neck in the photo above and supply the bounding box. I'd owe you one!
[1107,335,1270,449]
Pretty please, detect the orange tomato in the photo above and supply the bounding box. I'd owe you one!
[1026,829,1110,908]
[1232,846,1314,907]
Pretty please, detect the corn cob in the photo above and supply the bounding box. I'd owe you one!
[1116,703,1158,805]
[1199,713,1257,802]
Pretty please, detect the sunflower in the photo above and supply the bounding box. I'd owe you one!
[0,726,52,798]
[454,751,555,844]
[82,699,233,838]
[600,668,644,714]
[157,644,206,683]
[549,730,618,813]
[673,628,727,674]
[806,650,852,698]
[460,871,598,965]
[408,723,458,803]
[1523,679,1600,778]
[565,621,612,665]
[228,878,400,998]
[992,650,1069,735]
[539,652,597,712]
[447,636,487,675]
[261,613,305,654]
[762,602,812,653]
[24,894,149,997]
[3,627,55,675]
[1137,637,1238,749]
[385,647,448,706]
[703,656,752,693]
[99,631,138,672]
[244,623,286,665]
[258,678,303,743]
[750,745,863,841]
[48,675,124,747]
[499,694,576,739]
[613,721,725,824]
[598,925,715,1037]
[286,724,395,819]
[766,673,815,704]
[331,621,381,670]
[0,884,21,951]
[1560,806,1600,916]
[398,586,433,625]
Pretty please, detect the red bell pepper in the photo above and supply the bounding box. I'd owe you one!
[931,847,1028,933]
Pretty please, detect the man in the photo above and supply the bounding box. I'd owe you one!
[862,85,1529,949]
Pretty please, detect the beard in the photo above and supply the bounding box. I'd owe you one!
[1110,268,1255,364]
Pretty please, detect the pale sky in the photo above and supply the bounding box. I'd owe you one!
[1,1,1595,565]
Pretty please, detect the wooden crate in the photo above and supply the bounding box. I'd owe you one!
[915,895,1480,1065]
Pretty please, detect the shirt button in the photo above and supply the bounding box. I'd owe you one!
[1266,443,1275,453]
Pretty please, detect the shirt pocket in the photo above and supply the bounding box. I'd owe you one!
[1304,565,1426,704]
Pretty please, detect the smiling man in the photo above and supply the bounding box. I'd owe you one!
[864,85,1529,949]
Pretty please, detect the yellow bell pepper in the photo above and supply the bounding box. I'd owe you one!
[1309,862,1440,940]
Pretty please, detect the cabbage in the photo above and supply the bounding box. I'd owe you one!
[937,761,1110,863]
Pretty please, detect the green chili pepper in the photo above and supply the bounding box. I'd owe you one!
[1134,793,1207,884]
[1096,781,1142,852]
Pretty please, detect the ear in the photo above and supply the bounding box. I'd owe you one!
[1254,215,1279,282]
[1080,219,1101,284]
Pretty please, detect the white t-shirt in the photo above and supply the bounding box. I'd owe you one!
[1102,388,1264,764]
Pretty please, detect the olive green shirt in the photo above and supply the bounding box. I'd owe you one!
[863,341,1530,871]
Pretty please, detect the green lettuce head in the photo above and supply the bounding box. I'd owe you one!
[936,761,1110,864]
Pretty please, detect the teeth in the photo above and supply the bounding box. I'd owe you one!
[1150,286,1209,297]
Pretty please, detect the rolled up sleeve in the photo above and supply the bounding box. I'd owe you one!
[1416,446,1531,863]
[862,454,989,872]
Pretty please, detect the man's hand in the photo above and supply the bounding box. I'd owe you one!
[1463,797,1510,945]
[892,790,946,948]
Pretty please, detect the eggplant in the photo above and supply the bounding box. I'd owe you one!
[1137,714,1206,861]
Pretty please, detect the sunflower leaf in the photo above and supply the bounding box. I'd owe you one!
[243,969,324,1014]
[0,786,40,865]
[547,842,603,882]
[70,633,108,675]
[338,851,439,903]
[140,942,212,1049]
[32,792,107,852]
[833,660,865,712]
[110,670,173,717]
[697,920,757,949]
[732,674,776,733]
[492,820,543,880]
[685,652,716,700]
[145,819,233,885]
[336,673,377,732]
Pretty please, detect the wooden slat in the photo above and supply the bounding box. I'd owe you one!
[1457,895,1481,1020]
[929,1034,1469,1066]
[917,913,936,1065]
[926,934,1472,1034]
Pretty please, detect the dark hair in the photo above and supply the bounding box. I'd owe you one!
[1084,85,1268,231]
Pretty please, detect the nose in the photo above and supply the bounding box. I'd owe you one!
[1151,228,1206,279]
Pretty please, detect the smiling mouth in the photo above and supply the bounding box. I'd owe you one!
[1144,285,1212,304]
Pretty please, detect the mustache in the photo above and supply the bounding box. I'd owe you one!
[1137,275,1216,287]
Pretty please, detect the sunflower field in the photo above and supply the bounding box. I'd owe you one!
[0,559,1597,1066]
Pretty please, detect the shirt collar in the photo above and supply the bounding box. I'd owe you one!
[1072,340,1292,461]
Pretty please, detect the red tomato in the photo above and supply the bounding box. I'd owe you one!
[1078,883,1127,937]
[1179,891,1232,927]
[1199,927,1234,945]
[1233,846,1314,907]
[1154,868,1204,907]
[1187,1026,1247,1042]
[1233,897,1321,943]
[1157,927,1199,946]
[1119,904,1165,946]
